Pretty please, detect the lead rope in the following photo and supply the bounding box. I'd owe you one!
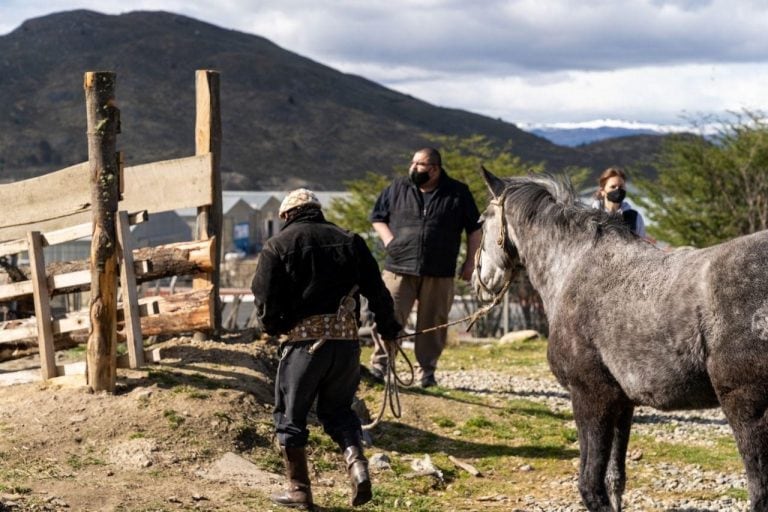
[361,276,512,431]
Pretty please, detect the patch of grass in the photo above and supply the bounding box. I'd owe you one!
[463,415,494,429]
[0,484,31,494]
[63,345,86,357]
[147,368,182,387]
[725,487,749,500]
[431,416,455,428]
[171,385,210,399]
[634,435,742,471]
[434,339,550,375]
[257,449,284,474]
[369,484,442,511]
[188,372,220,389]
[128,431,145,439]
[234,425,270,452]
[163,409,185,430]
[308,430,337,450]
[66,453,105,470]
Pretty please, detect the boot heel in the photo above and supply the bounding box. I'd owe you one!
[349,460,372,506]
[351,476,372,506]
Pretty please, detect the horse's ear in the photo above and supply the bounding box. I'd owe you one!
[480,165,505,199]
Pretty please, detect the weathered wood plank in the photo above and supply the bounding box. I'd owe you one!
[193,70,223,332]
[28,232,56,380]
[117,211,143,368]
[0,153,213,243]
[121,153,213,215]
[0,162,91,241]
[0,212,147,259]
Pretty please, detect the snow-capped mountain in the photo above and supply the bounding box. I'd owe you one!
[524,119,698,147]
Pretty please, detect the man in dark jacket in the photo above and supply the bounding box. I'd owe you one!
[369,148,481,387]
[251,188,401,510]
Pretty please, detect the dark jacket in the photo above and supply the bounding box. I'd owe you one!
[370,170,481,277]
[251,209,402,339]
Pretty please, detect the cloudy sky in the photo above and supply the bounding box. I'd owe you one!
[2,0,767,128]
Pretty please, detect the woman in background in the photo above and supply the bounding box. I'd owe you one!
[591,167,647,238]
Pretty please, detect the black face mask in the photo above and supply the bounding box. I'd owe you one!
[606,188,626,204]
[409,169,431,186]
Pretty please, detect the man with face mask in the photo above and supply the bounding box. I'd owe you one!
[591,166,647,237]
[368,147,481,388]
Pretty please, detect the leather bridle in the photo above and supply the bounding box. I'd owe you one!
[473,189,521,309]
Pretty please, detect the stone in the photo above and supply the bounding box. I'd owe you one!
[197,452,282,490]
[498,330,540,344]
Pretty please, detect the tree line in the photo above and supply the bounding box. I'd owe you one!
[328,110,768,252]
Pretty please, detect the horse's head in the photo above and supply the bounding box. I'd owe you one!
[472,167,523,303]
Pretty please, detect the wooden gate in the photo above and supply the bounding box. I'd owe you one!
[0,70,223,391]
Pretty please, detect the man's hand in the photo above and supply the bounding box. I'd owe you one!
[381,337,398,357]
[459,258,474,282]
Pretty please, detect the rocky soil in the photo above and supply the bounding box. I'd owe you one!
[0,337,751,511]
[438,369,748,512]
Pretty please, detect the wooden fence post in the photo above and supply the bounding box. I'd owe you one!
[116,210,144,368]
[27,231,56,379]
[84,71,120,392]
[194,69,223,332]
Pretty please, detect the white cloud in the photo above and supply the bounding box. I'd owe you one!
[382,62,768,125]
[1,0,767,125]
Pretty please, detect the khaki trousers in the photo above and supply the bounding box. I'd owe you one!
[370,270,454,383]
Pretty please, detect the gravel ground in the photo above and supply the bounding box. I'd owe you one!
[436,369,748,512]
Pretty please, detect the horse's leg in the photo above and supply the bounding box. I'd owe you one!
[571,383,627,512]
[605,403,634,512]
[716,384,768,511]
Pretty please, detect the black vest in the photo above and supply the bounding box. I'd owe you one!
[383,173,475,277]
[622,209,639,234]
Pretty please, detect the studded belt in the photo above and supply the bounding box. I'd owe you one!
[286,313,359,342]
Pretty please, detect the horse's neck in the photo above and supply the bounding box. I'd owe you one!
[516,228,593,313]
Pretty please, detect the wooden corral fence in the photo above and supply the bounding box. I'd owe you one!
[0,70,223,392]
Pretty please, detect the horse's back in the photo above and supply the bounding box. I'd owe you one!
[550,232,768,411]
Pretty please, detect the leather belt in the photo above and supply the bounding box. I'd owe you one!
[286,313,358,342]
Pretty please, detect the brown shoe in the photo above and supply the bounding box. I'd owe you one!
[343,444,372,506]
[270,446,314,510]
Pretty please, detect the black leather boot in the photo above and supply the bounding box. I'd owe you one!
[339,433,372,506]
[270,446,314,510]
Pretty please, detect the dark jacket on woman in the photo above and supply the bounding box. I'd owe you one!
[251,209,401,339]
[370,170,481,277]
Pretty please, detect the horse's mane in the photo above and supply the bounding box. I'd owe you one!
[501,174,635,241]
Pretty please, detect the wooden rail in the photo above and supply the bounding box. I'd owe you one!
[0,70,223,390]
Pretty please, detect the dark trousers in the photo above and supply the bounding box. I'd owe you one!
[274,339,362,447]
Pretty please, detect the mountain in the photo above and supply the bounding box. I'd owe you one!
[530,126,663,147]
[0,10,671,189]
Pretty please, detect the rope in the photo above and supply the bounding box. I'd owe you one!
[361,325,413,430]
[360,286,509,430]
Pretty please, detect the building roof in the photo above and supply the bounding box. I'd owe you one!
[177,190,351,217]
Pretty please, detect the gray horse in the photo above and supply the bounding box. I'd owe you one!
[473,168,768,512]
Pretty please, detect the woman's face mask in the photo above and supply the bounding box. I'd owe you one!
[606,188,626,204]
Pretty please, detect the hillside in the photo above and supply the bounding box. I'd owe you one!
[0,10,668,189]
